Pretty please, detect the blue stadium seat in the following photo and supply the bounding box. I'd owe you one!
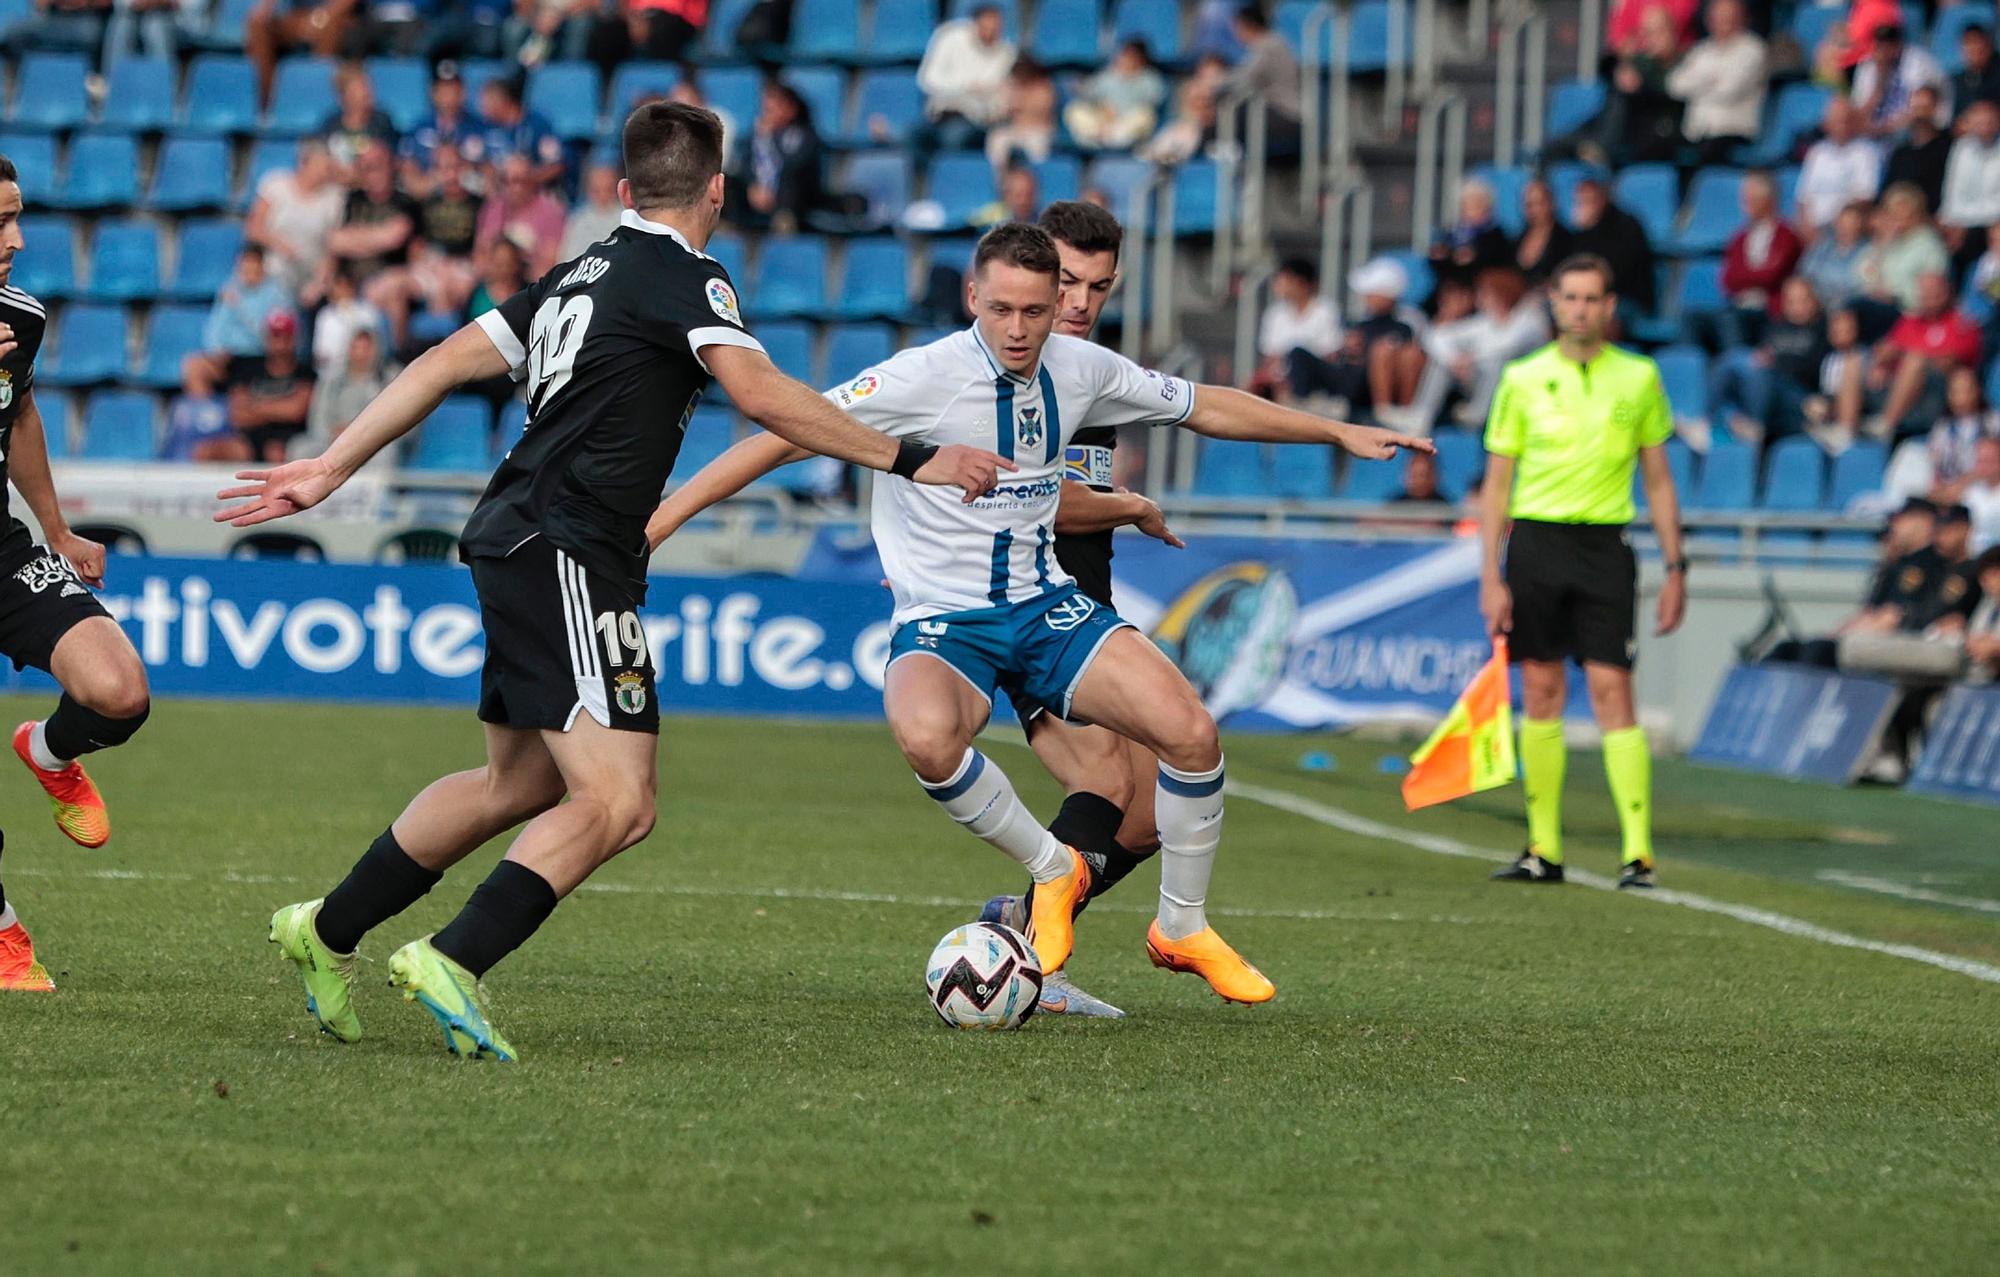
[1739,82,1832,167]
[1031,0,1102,68]
[706,232,749,285]
[52,135,141,210]
[845,69,924,146]
[949,0,1019,41]
[527,61,602,141]
[1633,437,1697,511]
[8,217,77,299]
[791,0,862,61]
[9,53,91,132]
[1088,155,1154,223]
[136,306,209,389]
[456,59,510,105]
[410,397,494,471]
[1381,249,1434,306]
[1031,153,1082,204]
[1829,440,1888,511]
[1471,165,1529,236]
[1195,439,1268,497]
[1547,160,1602,229]
[43,305,130,387]
[699,0,762,59]
[263,58,338,135]
[36,392,72,457]
[0,133,57,204]
[1693,442,1755,510]
[1271,449,1334,500]
[149,135,234,211]
[703,67,763,138]
[81,392,158,461]
[784,67,846,139]
[1275,0,1330,62]
[1791,5,1842,56]
[839,150,914,224]
[1934,4,1997,72]
[1676,257,1726,319]
[1431,429,1482,497]
[1654,345,1709,424]
[1173,159,1219,234]
[371,57,431,134]
[493,399,529,465]
[864,0,939,64]
[1348,0,1410,73]
[677,406,739,478]
[749,237,828,319]
[757,321,817,385]
[1761,435,1827,510]
[929,151,998,228]
[1670,168,1745,257]
[1546,80,1605,140]
[99,58,175,132]
[608,62,681,117]
[182,55,260,134]
[1613,163,1679,247]
[829,237,911,319]
[194,0,257,50]
[86,220,162,304]
[824,323,896,383]
[1112,0,1181,62]
[1338,450,1402,501]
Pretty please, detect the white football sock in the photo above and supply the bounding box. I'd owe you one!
[29,720,70,771]
[921,749,1072,884]
[1156,758,1226,940]
[0,902,17,931]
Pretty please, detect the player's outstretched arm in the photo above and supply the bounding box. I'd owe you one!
[7,390,106,588]
[646,431,807,550]
[706,345,1012,501]
[1053,483,1185,548]
[1183,384,1435,459]
[215,322,512,526]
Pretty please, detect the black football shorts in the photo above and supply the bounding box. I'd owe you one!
[0,542,115,673]
[1503,519,1639,670]
[470,535,660,735]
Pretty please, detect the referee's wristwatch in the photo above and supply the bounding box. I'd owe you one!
[1664,557,1691,576]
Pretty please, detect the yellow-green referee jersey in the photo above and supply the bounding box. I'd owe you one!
[1483,342,1674,524]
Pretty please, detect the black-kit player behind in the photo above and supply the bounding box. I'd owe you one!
[225,103,1009,1058]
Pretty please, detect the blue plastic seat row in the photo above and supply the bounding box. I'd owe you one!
[8,216,242,304]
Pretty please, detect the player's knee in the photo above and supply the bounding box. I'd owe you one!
[603,793,656,851]
[892,719,969,784]
[72,663,150,722]
[1154,701,1221,773]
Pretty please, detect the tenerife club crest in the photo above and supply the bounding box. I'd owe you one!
[1017,406,1043,450]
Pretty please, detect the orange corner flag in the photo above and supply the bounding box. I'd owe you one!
[1402,639,1516,811]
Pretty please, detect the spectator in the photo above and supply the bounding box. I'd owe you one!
[1512,177,1574,285]
[622,0,706,63]
[1804,304,1871,445]
[972,165,1040,229]
[373,236,476,355]
[1795,98,1883,233]
[1940,99,2000,274]
[477,153,567,279]
[1565,5,1683,168]
[1865,271,1983,440]
[470,235,529,317]
[1771,497,1943,667]
[311,264,387,375]
[724,82,826,235]
[1284,257,1422,422]
[6,0,111,58]
[1857,183,1950,317]
[1248,256,1340,400]
[1428,179,1514,288]
[669,75,735,159]
[1401,266,1548,432]
[418,143,481,261]
[559,159,624,262]
[329,139,422,288]
[422,0,507,61]
[1711,170,1802,349]
[1830,0,1903,74]
[1140,55,1227,164]
[1894,367,2000,500]
[1664,0,1766,168]
[1568,176,1657,314]
[225,310,316,463]
[1065,39,1168,152]
[182,244,293,396]
[1954,22,2000,109]
[1604,0,1697,54]
[1963,442,2000,552]
[247,0,358,109]
[1389,450,1447,505]
[1223,4,1303,156]
[505,0,599,65]
[476,75,566,190]
[1852,22,1951,139]
[1962,545,2000,676]
[399,62,486,195]
[356,0,430,56]
[245,138,347,303]
[915,2,1016,154]
[161,382,236,462]
[104,0,206,65]
[305,328,396,457]
[1884,85,1951,218]
[1798,199,1871,308]
[322,62,398,184]
[985,58,1059,171]
[1710,275,1827,446]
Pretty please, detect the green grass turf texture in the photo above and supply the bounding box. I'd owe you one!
[2,694,1996,1275]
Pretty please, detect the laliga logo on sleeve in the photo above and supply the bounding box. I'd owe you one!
[706,277,742,326]
[836,373,882,409]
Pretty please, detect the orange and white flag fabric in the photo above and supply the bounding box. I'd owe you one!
[1401,639,1516,811]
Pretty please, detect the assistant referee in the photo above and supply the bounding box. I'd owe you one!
[1479,253,1687,890]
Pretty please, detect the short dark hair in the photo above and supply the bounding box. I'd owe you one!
[482,75,522,106]
[1039,200,1123,259]
[1235,4,1269,31]
[1277,256,1318,288]
[1550,252,1616,292]
[0,152,14,186]
[973,222,1061,279]
[623,101,725,210]
[1976,545,2000,575]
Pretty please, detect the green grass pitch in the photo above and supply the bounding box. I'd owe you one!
[3,694,1997,1274]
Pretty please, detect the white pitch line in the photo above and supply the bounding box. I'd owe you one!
[1228,780,2000,987]
[1816,870,2000,916]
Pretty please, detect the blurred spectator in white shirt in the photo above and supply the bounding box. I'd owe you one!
[1795,98,1884,232]
[916,3,1015,152]
[560,159,624,263]
[1665,0,1766,166]
[1248,257,1341,399]
[1065,39,1167,151]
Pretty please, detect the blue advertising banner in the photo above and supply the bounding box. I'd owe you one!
[1690,662,1900,784]
[1907,685,2000,806]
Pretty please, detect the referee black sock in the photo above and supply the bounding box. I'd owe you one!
[431,860,559,979]
[316,829,443,955]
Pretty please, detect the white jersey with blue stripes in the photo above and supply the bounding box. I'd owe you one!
[822,327,1193,626]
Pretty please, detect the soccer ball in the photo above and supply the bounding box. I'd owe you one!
[924,922,1043,1029]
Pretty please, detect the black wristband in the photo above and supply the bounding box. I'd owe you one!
[1665,557,1690,575]
[890,439,938,480]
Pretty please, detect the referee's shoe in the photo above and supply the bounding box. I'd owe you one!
[1491,850,1564,883]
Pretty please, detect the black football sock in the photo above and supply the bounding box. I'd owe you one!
[430,860,559,978]
[41,693,150,761]
[1089,842,1157,900]
[315,828,443,954]
[1043,791,1124,914]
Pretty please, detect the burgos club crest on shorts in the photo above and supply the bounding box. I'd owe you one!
[1149,562,1299,720]
[0,369,11,410]
[1017,406,1043,451]
[705,277,742,326]
[613,671,648,715]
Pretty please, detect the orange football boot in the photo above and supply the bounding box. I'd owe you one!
[1146,921,1276,1004]
[0,921,56,991]
[15,721,111,848]
[1025,846,1092,974]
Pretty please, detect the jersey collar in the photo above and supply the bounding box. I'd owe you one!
[618,208,715,261]
[967,324,1037,386]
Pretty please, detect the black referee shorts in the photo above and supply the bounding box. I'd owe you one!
[1504,520,1638,670]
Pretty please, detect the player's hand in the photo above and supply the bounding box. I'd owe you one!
[1122,489,1185,548]
[1655,570,1687,637]
[1342,425,1436,461]
[914,444,1016,503]
[214,456,343,526]
[0,321,15,363]
[48,530,106,589]
[1480,576,1512,639]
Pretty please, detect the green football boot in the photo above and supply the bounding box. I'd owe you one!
[268,900,362,1043]
[386,937,517,1063]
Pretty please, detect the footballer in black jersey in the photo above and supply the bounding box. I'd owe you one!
[229,103,1007,1055]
